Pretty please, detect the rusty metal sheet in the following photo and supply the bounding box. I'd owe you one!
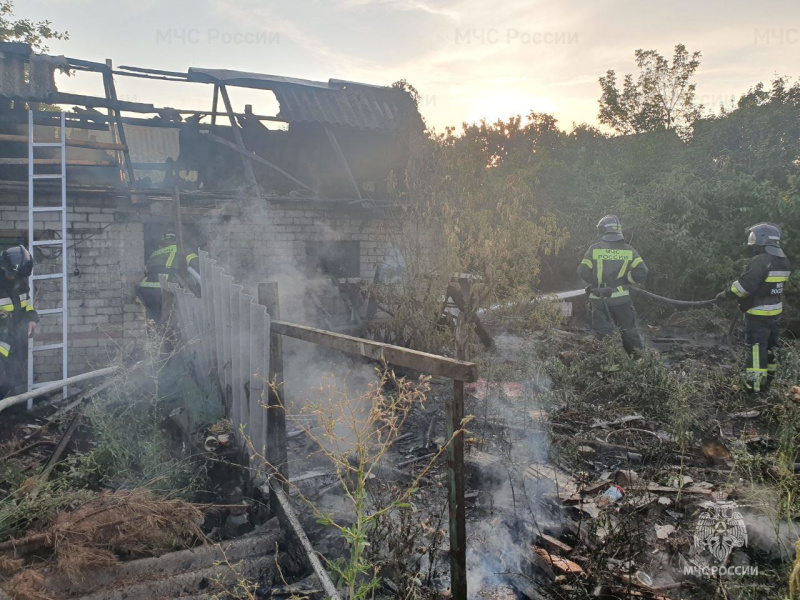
[188,67,422,132]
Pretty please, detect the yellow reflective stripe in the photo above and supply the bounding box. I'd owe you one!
[597,260,603,286]
[151,245,177,257]
[731,281,747,297]
[753,344,759,372]
[186,253,198,263]
[25,304,33,312]
[768,364,777,372]
[0,342,9,357]
[165,249,177,269]
[748,307,783,316]
[589,288,630,300]
[0,305,14,312]
[765,276,789,282]
[630,257,643,269]
[747,302,782,316]
[617,258,629,279]
[627,272,636,284]
[581,258,593,269]
[139,280,161,288]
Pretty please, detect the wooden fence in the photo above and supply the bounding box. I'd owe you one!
[164,250,270,458]
[164,251,479,600]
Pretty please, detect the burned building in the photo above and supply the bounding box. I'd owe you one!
[0,42,423,385]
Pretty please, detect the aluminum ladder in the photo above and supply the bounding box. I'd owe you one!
[27,110,69,408]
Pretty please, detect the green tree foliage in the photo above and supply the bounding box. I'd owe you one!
[598,44,702,138]
[375,123,566,353]
[0,1,68,51]
[417,74,799,302]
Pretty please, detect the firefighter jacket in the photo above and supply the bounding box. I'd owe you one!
[139,244,199,289]
[725,252,792,317]
[0,276,39,357]
[577,240,649,306]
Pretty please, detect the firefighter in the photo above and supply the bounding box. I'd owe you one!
[716,223,792,392]
[0,245,38,398]
[578,215,649,354]
[138,230,198,323]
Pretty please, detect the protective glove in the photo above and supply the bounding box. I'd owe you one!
[593,287,613,299]
[714,291,728,302]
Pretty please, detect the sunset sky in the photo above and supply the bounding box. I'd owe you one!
[25,0,800,131]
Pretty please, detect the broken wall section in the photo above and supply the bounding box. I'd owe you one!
[192,199,391,323]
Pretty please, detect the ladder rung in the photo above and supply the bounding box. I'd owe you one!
[33,142,62,148]
[32,174,63,180]
[32,206,64,213]
[32,273,64,281]
[32,343,64,352]
[36,308,64,316]
[32,240,64,247]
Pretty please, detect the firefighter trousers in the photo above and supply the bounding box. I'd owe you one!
[591,298,644,355]
[0,318,26,399]
[744,315,780,392]
[138,286,163,324]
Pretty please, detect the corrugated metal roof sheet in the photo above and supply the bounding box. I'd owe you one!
[188,68,422,132]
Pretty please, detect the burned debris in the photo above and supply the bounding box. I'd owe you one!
[1,16,800,600]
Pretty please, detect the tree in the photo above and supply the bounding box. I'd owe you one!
[0,1,68,52]
[598,44,702,138]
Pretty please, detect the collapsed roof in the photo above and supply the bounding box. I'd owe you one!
[188,68,421,132]
[0,43,424,202]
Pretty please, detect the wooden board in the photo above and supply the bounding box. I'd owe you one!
[270,320,478,382]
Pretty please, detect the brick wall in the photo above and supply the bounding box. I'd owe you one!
[0,189,392,384]
[192,200,391,286]
[0,190,147,384]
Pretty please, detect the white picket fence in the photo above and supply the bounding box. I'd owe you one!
[164,250,270,456]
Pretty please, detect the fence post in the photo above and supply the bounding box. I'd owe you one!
[447,319,468,600]
[258,282,287,515]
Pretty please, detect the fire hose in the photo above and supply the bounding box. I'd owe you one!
[476,287,721,318]
[628,287,721,308]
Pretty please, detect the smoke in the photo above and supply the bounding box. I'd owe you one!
[459,332,560,595]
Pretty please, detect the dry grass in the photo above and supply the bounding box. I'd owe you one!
[0,556,24,577]
[1,489,205,586]
[5,570,52,600]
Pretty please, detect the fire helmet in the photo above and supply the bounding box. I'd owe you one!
[747,223,785,257]
[161,230,177,243]
[597,215,624,242]
[0,245,34,278]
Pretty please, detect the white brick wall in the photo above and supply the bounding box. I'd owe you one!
[0,190,391,382]
[193,200,391,289]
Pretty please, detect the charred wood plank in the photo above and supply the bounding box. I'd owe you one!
[270,320,478,382]
[0,134,126,151]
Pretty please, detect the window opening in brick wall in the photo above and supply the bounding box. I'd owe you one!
[305,240,360,278]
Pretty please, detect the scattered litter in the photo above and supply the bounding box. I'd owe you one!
[614,469,639,487]
[532,547,583,574]
[591,415,645,429]
[597,484,624,506]
[539,534,573,554]
[732,409,761,419]
[700,441,731,461]
[501,382,523,398]
[655,524,675,540]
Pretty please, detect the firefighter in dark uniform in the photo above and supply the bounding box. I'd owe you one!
[0,245,38,398]
[716,223,792,392]
[578,215,649,354]
[137,230,198,323]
